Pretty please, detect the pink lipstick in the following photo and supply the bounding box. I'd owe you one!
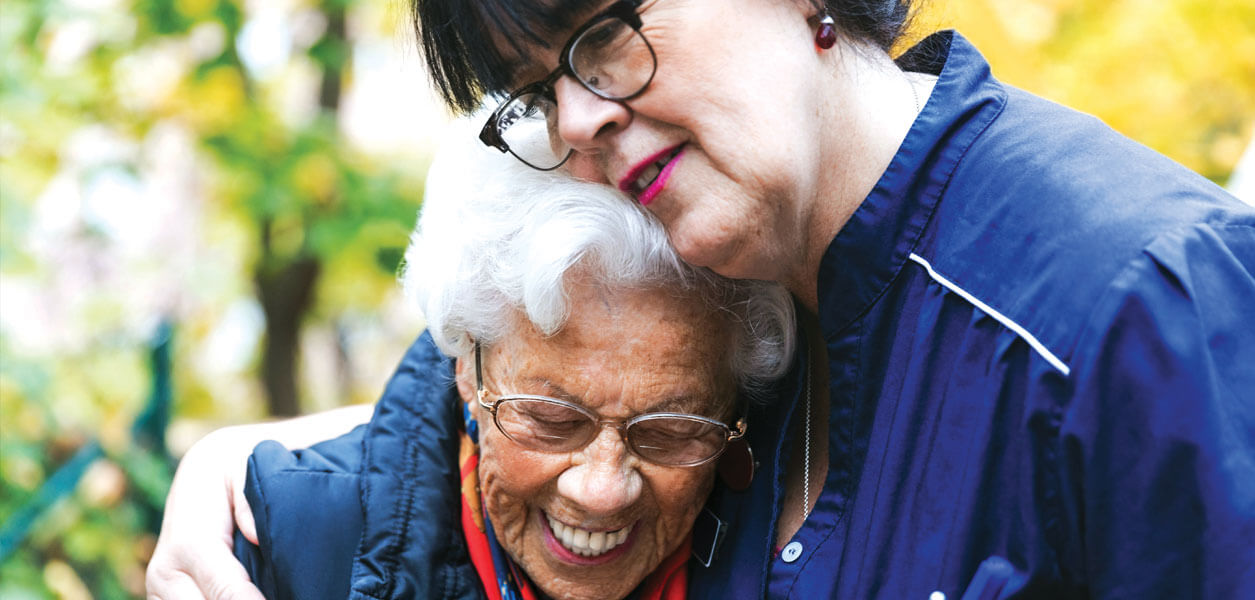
[619,144,685,206]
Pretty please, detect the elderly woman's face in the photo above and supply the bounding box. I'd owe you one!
[462,282,736,600]
[502,0,833,281]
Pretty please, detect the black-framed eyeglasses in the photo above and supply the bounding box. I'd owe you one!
[474,343,745,467]
[478,0,657,171]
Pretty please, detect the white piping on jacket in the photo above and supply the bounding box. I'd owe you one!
[908,252,1071,376]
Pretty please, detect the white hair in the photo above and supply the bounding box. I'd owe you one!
[401,128,796,392]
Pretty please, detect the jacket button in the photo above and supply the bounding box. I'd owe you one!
[781,541,803,563]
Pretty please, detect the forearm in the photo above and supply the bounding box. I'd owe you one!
[229,403,375,450]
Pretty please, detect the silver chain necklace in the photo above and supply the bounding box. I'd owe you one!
[802,362,813,522]
[797,77,917,529]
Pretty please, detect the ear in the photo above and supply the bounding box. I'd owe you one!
[799,0,826,17]
[454,355,477,416]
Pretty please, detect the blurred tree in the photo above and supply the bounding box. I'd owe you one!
[124,0,422,416]
[2,0,429,593]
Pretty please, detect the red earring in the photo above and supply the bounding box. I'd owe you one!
[717,439,756,491]
[815,14,836,50]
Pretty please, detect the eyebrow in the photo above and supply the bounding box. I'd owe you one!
[515,376,723,418]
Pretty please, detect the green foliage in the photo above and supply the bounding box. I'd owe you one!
[2,0,428,593]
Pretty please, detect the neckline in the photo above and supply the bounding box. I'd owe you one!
[814,31,1009,339]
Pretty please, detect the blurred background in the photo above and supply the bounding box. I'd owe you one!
[1,0,1252,597]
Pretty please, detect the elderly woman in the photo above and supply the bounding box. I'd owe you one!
[221,133,794,598]
[151,1,1255,598]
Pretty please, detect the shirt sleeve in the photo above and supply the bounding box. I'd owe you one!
[1061,221,1255,599]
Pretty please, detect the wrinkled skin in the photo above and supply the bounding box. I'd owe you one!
[458,279,737,600]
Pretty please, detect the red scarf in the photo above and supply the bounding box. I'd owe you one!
[458,430,689,600]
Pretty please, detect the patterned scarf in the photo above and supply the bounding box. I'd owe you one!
[459,405,690,600]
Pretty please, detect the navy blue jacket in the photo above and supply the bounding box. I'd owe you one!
[690,31,1255,599]
[235,30,1255,600]
[234,332,485,599]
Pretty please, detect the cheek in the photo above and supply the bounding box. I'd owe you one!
[478,435,563,553]
[649,466,717,552]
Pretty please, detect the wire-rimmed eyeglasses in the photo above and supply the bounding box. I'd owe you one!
[478,0,657,171]
[474,343,745,467]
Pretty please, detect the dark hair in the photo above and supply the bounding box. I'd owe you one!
[823,0,916,54]
[412,0,918,115]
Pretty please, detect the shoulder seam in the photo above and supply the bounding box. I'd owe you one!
[908,253,1071,376]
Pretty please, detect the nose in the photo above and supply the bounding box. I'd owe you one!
[553,75,630,159]
[556,425,643,516]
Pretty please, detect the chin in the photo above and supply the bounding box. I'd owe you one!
[668,229,730,272]
[667,215,771,281]
[537,578,635,600]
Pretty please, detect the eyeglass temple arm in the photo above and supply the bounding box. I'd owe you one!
[474,342,493,409]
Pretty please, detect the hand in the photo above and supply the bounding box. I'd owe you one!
[145,426,265,600]
[146,404,373,599]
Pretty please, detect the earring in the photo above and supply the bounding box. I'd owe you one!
[814,13,836,50]
[717,439,756,491]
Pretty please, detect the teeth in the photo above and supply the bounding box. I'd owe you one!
[547,515,633,558]
[631,147,682,195]
[632,163,662,194]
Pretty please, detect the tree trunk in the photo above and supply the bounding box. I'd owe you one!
[256,256,320,416]
[252,0,346,417]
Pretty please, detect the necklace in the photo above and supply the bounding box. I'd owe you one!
[801,361,813,522]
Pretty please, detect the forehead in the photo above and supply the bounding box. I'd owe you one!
[490,283,738,413]
[483,0,612,83]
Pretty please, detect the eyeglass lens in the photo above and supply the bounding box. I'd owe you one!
[494,397,729,466]
[497,94,567,170]
[570,18,655,98]
[489,15,654,170]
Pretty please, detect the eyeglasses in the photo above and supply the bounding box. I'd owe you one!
[478,0,657,171]
[474,344,745,467]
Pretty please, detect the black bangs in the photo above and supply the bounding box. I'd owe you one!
[412,0,595,114]
[413,0,920,114]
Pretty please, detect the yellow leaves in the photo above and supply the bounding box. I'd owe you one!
[317,220,411,310]
[292,151,338,202]
[43,560,92,600]
[989,0,1060,45]
[919,0,1255,181]
[175,0,216,21]
[169,65,247,133]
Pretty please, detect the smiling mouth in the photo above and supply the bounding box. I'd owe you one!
[621,145,685,198]
[546,515,634,558]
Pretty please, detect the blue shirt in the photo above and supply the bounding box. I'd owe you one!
[689,31,1255,599]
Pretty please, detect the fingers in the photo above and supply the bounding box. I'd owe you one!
[146,496,265,600]
[145,549,265,600]
[146,564,208,600]
[148,428,263,600]
[231,470,259,545]
[192,550,266,600]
